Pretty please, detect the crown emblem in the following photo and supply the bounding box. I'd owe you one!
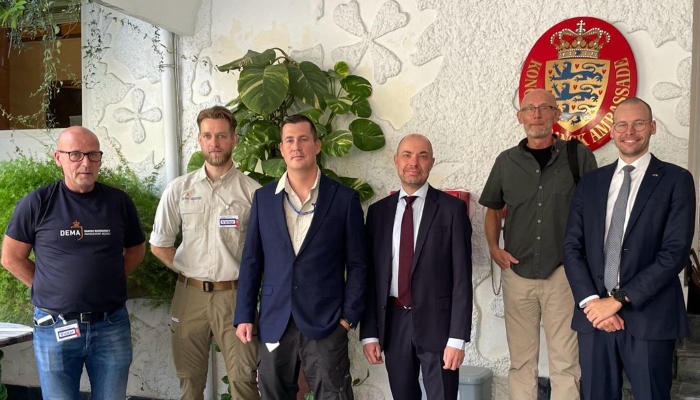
[550,20,610,59]
[71,220,81,228]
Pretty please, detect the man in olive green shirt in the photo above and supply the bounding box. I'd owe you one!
[479,89,597,400]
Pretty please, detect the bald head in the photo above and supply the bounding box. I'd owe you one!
[396,133,433,156]
[521,88,557,106]
[57,126,100,149]
[54,126,102,193]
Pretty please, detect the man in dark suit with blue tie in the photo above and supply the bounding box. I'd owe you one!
[234,114,367,399]
[563,97,696,400]
[360,134,473,400]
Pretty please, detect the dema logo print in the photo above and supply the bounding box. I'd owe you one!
[519,17,637,151]
[60,220,84,241]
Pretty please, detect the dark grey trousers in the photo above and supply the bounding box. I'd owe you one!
[258,318,353,400]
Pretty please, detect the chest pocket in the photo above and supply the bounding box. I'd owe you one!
[180,200,205,233]
[219,202,251,259]
[551,164,576,196]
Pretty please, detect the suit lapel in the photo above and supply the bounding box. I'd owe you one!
[297,174,336,255]
[413,186,438,270]
[273,188,294,251]
[596,163,617,245]
[624,155,664,242]
[382,193,400,269]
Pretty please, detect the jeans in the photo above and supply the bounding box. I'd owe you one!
[33,305,133,400]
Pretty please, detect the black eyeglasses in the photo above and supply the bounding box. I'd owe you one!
[519,105,559,115]
[57,150,104,162]
[612,120,652,133]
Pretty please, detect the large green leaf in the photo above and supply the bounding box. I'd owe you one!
[321,130,353,157]
[341,75,372,98]
[349,118,385,151]
[225,96,240,107]
[298,108,324,123]
[187,151,205,173]
[314,124,328,139]
[238,63,290,116]
[321,168,340,180]
[288,62,328,110]
[247,120,281,143]
[349,94,371,118]
[246,171,277,186]
[334,61,350,78]
[217,49,277,72]
[324,95,352,114]
[261,158,287,178]
[231,103,257,132]
[338,176,374,202]
[233,129,272,172]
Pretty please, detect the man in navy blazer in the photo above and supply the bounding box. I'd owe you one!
[360,134,472,400]
[234,114,367,399]
[563,97,696,400]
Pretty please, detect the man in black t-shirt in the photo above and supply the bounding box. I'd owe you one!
[1,126,145,400]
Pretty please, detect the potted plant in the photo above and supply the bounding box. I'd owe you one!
[188,47,385,201]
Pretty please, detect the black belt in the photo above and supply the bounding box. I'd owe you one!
[39,307,115,323]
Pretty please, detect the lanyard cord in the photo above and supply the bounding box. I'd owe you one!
[285,192,315,216]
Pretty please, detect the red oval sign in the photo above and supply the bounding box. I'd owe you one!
[518,17,638,151]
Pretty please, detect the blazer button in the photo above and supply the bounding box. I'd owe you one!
[597,275,603,280]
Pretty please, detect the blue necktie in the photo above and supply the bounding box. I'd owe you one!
[604,165,635,292]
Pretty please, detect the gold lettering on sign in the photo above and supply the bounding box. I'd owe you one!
[523,60,543,94]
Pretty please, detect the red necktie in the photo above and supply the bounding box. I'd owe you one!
[398,196,417,307]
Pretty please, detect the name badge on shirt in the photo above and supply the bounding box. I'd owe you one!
[219,216,240,228]
[55,320,81,342]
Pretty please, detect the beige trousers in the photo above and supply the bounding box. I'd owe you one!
[170,281,259,400]
[502,266,581,400]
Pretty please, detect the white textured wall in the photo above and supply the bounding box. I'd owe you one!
[0,0,694,399]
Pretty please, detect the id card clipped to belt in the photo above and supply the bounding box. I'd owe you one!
[54,315,81,342]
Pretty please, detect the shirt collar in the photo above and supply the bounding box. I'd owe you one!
[275,166,322,195]
[397,181,430,200]
[614,151,652,174]
[192,164,238,183]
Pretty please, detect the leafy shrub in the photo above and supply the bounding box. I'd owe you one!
[0,156,175,324]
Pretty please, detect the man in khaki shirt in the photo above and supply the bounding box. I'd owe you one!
[150,106,261,400]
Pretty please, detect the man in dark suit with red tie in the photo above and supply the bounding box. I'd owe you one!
[563,97,696,400]
[360,134,473,400]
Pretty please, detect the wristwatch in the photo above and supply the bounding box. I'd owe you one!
[612,289,630,306]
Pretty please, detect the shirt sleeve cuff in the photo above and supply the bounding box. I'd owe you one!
[148,232,175,247]
[446,338,465,350]
[361,338,379,346]
[579,294,600,308]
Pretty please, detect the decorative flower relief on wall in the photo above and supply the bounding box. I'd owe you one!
[315,0,324,20]
[332,0,409,84]
[652,57,691,127]
[89,62,134,127]
[113,89,163,144]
